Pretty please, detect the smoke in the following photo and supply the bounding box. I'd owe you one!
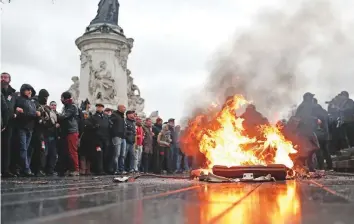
[185,0,354,122]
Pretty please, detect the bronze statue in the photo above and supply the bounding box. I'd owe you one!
[90,0,120,26]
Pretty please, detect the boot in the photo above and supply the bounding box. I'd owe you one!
[80,157,86,175]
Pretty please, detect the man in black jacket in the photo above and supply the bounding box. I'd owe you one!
[125,110,136,173]
[91,103,110,174]
[110,104,126,174]
[1,72,18,177]
[14,84,40,176]
[58,91,80,176]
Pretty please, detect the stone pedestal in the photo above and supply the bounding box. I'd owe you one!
[75,24,134,109]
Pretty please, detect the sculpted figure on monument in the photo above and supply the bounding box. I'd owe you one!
[90,0,120,26]
[80,51,92,68]
[89,61,117,104]
[115,44,130,71]
[68,76,80,105]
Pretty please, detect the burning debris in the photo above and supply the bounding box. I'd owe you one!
[181,95,298,176]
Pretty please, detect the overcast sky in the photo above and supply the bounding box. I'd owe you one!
[0,0,286,121]
[2,0,354,122]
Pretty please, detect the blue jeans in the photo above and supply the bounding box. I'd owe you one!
[112,137,126,172]
[170,145,177,171]
[176,148,189,171]
[18,129,33,172]
[126,143,135,171]
[46,137,57,173]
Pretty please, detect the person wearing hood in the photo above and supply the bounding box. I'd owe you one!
[1,72,18,177]
[240,104,269,139]
[58,91,80,176]
[14,84,40,176]
[110,104,127,174]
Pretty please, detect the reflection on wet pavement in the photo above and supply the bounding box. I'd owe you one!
[198,181,301,224]
[1,176,354,224]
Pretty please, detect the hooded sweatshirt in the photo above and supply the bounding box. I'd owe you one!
[14,84,37,130]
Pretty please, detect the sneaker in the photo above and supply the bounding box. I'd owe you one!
[69,171,80,176]
[36,171,46,177]
[122,171,127,175]
[22,171,34,177]
[46,171,58,176]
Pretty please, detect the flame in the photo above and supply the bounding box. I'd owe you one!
[181,95,297,169]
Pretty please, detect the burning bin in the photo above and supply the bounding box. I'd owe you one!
[212,164,289,180]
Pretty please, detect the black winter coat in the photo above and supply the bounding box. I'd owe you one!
[110,110,126,139]
[1,93,9,128]
[1,85,16,125]
[14,84,37,130]
[125,118,136,144]
[92,112,111,140]
[79,117,100,157]
[59,103,79,135]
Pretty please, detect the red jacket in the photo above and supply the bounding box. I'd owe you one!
[136,125,144,146]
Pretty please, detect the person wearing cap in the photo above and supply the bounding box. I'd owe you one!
[295,92,321,172]
[58,91,80,176]
[152,117,163,173]
[91,103,110,174]
[110,104,127,174]
[104,108,112,117]
[125,110,136,173]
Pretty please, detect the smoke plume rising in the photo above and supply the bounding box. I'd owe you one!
[185,0,354,123]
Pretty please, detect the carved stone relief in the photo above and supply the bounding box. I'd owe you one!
[80,51,92,68]
[88,61,117,104]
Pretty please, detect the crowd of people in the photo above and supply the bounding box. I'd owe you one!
[2,71,354,177]
[1,72,190,177]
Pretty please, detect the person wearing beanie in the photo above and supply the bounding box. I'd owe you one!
[31,89,54,176]
[58,91,80,176]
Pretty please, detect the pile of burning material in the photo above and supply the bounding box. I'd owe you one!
[182,95,299,181]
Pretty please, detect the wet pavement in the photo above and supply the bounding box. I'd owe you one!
[1,173,354,224]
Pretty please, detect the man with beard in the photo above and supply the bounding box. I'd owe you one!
[91,103,110,174]
[1,72,18,177]
[58,91,80,176]
[152,117,163,173]
[313,98,333,170]
[14,84,41,176]
[31,89,53,176]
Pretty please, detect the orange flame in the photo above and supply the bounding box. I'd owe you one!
[181,95,297,169]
